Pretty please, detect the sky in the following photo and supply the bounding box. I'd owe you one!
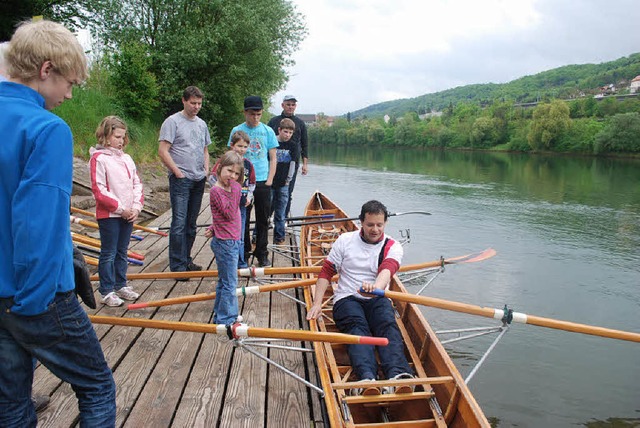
[269,0,640,116]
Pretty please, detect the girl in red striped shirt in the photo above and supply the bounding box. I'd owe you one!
[205,151,244,325]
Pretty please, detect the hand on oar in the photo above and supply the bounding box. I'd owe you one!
[360,288,640,343]
[89,315,388,346]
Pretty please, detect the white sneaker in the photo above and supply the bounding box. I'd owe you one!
[236,315,243,323]
[101,292,124,307]
[115,286,139,301]
[382,372,415,394]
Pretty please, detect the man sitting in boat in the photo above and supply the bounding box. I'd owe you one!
[306,200,414,395]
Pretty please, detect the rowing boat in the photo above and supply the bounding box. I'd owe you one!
[299,191,489,427]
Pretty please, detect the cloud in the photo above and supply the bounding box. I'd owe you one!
[270,0,640,116]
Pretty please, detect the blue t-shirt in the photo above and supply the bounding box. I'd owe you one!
[228,122,278,181]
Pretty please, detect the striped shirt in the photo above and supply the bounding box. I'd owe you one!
[209,181,242,240]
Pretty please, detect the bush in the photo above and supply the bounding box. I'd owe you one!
[108,42,159,120]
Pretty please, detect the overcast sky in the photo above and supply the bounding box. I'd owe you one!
[269,0,640,116]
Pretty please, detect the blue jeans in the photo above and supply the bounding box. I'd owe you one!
[210,237,240,325]
[0,292,116,427]
[169,176,206,271]
[97,217,133,295]
[270,185,289,242]
[238,205,248,268]
[333,296,413,381]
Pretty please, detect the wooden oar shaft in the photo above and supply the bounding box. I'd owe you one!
[89,315,387,345]
[128,278,317,309]
[70,215,99,230]
[378,289,640,343]
[72,235,145,261]
[71,207,167,236]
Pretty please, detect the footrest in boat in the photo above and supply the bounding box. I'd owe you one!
[343,390,435,405]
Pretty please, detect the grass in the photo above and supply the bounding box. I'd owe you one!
[54,84,163,163]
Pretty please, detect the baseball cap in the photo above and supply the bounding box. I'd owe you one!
[283,95,297,102]
[244,95,263,110]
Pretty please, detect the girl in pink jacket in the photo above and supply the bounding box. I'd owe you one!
[90,116,144,306]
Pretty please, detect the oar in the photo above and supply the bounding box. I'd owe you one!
[71,207,168,237]
[75,243,144,266]
[287,211,432,227]
[128,278,317,310]
[361,288,640,343]
[72,234,145,261]
[154,214,338,231]
[83,254,98,266]
[89,315,388,346]
[89,249,496,282]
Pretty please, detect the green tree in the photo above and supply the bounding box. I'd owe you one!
[470,117,498,148]
[594,113,640,153]
[108,42,159,120]
[93,0,306,139]
[527,100,571,150]
[0,0,96,40]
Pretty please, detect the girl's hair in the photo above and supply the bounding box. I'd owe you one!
[95,116,129,148]
[230,130,250,146]
[216,151,244,184]
[7,20,87,83]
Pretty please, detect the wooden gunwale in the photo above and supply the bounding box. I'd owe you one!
[299,191,489,427]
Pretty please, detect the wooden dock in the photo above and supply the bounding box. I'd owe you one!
[34,194,325,427]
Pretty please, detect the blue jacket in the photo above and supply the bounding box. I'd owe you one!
[0,82,75,315]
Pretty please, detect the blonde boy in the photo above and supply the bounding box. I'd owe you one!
[0,20,116,426]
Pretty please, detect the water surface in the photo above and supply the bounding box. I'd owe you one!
[289,146,640,427]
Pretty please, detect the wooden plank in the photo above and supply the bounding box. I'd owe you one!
[266,243,313,426]
[217,282,270,427]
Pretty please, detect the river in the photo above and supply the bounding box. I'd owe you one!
[288,145,640,428]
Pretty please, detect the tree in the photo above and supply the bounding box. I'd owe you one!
[92,0,307,140]
[527,100,571,150]
[108,42,159,120]
[0,0,98,41]
[470,117,498,148]
[594,113,640,153]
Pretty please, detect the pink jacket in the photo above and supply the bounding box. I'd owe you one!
[89,146,144,219]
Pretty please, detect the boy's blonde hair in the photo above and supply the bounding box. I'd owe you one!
[216,151,244,184]
[6,20,87,83]
[96,116,129,148]
[230,130,250,146]
[279,118,295,131]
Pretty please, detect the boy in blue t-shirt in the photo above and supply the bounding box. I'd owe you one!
[270,118,299,244]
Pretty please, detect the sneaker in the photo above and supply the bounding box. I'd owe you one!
[274,238,285,245]
[32,395,50,412]
[236,315,243,323]
[350,379,380,396]
[187,262,202,271]
[382,372,415,395]
[115,286,139,301]
[257,257,271,267]
[101,292,124,307]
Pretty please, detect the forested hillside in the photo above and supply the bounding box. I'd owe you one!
[351,53,640,119]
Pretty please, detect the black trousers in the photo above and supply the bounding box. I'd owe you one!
[245,181,272,259]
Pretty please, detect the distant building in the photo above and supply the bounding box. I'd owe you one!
[598,83,616,96]
[296,113,335,127]
[296,114,317,126]
[419,111,443,120]
[630,75,640,94]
